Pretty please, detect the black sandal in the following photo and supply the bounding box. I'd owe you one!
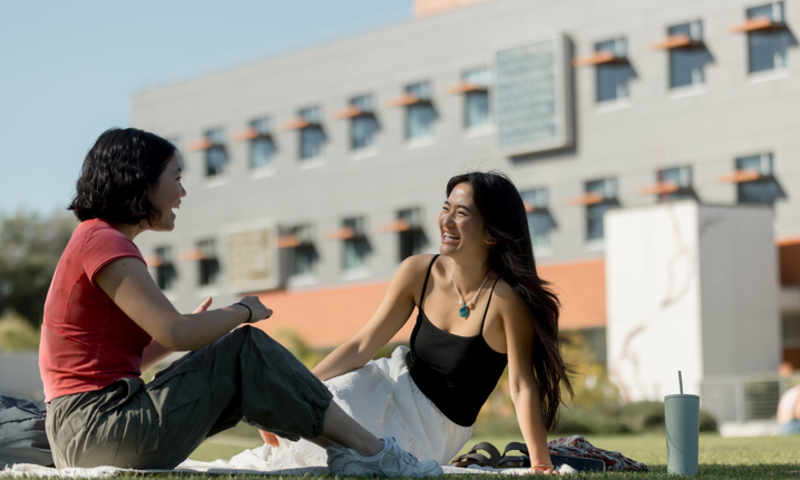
[497,441,530,468]
[450,442,503,468]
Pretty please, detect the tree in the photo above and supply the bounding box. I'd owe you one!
[0,210,76,327]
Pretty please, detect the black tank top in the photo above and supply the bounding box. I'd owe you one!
[406,255,508,426]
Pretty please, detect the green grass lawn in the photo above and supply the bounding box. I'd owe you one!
[184,428,800,479]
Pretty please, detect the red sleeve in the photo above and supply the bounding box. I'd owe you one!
[81,225,144,283]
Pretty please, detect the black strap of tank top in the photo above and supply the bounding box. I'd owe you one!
[479,276,502,332]
[419,254,440,305]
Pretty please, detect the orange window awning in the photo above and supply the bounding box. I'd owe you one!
[179,249,205,262]
[650,34,699,50]
[325,227,356,240]
[186,138,213,152]
[729,17,785,33]
[276,235,301,249]
[144,255,162,267]
[446,82,487,94]
[572,51,621,67]
[387,93,421,108]
[233,128,259,141]
[332,105,364,120]
[717,170,762,184]
[639,182,680,196]
[280,118,310,131]
[567,192,605,206]
[379,219,412,233]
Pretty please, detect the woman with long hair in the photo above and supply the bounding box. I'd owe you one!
[256,171,572,474]
[39,127,441,477]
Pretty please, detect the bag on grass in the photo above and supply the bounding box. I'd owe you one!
[0,395,54,468]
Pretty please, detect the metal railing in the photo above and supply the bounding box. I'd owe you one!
[700,373,799,423]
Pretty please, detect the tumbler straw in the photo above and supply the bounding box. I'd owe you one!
[678,371,684,394]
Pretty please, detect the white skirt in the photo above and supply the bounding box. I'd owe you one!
[229,346,472,468]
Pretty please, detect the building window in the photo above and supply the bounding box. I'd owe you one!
[350,95,379,150]
[298,106,325,160]
[197,239,220,286]
[154,246,177,290]
[746,2,788,74]
[521,188,555,250]
[585,178,618,242]
[667,21,707,89]
[397,208,426,261]
[294,224,318,276]
[736,153,780,204]
[342,217,370,271]
[595,38,631,103]
[204,128,228,177]
[462,68,490,129]
[405,81,436,140]
[657,166,695,202]
[249,118,275,170]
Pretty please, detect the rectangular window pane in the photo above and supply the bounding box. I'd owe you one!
[204,128,227,177]
[658,166,694,202]
[299,107,325,160]
[342,217,369,271]
[465,91,490,129]
[197,239,219,286]
[352,115,378,150]
[736,154,778,204]
[521,189,553,250]
[294,245,316,275]
[747,3,787,73]
[250,137,275,169]
[585,179,617,241]
[300,126,324,159]
[463,68,490,129]
[154,246,177,290]
[290,224,317,276]
[406,104,435,139]
[596,39,629,103]
[668,22,705,89]
[405,82,435,140]
[398,208,425,261]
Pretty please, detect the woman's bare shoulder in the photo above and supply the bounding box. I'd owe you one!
[398,254,439,275]
[491,277,533,321]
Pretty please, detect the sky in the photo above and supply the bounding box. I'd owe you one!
[0,0,412,216]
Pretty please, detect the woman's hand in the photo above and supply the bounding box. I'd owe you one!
[529,465,559,475]
[236,295,273,323]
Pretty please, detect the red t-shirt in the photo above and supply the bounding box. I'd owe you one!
[39,218,152,402]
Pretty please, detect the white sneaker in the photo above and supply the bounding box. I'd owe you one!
[327,436,443,477]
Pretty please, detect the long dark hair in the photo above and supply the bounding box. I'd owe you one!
[69,127,177,224]
[447,171,573,430]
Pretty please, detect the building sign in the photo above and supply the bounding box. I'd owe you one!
[226,224,278,293]
[495,33,573,156]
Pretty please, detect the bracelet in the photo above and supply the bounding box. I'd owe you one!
[233,302,253,323]
[531,464,554,471]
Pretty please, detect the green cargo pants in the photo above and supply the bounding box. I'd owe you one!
[46,326,333,469]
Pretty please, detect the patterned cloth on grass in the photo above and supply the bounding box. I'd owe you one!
[548,435,650,472]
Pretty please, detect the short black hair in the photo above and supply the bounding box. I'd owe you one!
[69,128,177,224]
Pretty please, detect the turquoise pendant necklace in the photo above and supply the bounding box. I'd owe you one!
[450,267,492,319]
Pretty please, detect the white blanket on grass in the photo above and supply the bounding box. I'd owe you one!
[1,462,572,477]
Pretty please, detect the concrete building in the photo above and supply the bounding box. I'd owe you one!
[130,0,800,394]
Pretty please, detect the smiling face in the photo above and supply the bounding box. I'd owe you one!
[438,182,490,259]
[145,154,185,232]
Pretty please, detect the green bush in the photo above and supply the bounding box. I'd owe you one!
[0,313,40,352]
